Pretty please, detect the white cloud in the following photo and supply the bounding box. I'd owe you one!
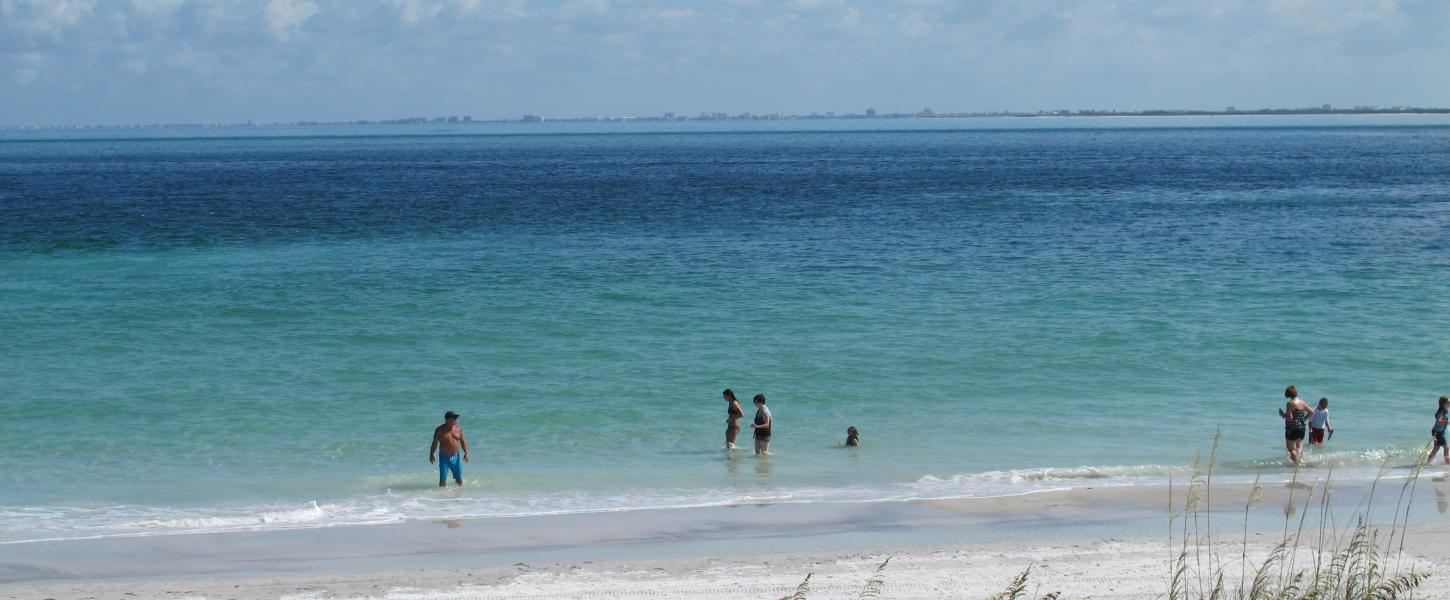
[450,0,482,16]
[119,41,149,74]
[837,7,863,34]
[129,0,185,19]
[556,0,609,19]
[896,12,933,38]
[445,0,526,20]
[166,42,210,75]
[11,50,43,85]
[650,7,694,22]
[1,0,96,37]
[789,0,841,10]
[1,0,1447,125]
[388,0,443,25]
[1269,0,1404,34]
[264,0,318,39]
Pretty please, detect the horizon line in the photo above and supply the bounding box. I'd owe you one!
[5,105,1449,131]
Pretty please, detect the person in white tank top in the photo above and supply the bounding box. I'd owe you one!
[1308,397,1333,446]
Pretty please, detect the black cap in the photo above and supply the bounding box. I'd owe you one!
[444,411,460,419]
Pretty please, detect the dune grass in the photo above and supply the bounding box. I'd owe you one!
[776,557,891,600]
[768,435,1434,600]
[1164,435,1432,600]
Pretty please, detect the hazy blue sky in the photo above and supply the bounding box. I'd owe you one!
[3,0,1448,125]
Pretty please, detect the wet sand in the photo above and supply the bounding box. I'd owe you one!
[6,476,1450,599]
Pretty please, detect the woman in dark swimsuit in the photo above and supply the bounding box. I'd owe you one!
[1278,385,1315,465]
[1430,395,1449,465]
[724,389,744,450]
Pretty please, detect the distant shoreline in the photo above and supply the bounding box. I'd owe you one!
[5,107,1449,131]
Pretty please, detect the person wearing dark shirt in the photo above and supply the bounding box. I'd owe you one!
[1278,386,1314,465]
[751,394,772,455]
[1431,396,1449,465]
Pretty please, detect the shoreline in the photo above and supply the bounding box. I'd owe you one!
[7,451,1441,548]
[6,478,1448,599]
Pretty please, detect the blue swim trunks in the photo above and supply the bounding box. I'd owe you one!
[438,453,462,482]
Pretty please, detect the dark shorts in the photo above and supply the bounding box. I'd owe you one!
[1434,429,1447,448]
[1285,426,1306,441]
[1309,428,1326,444]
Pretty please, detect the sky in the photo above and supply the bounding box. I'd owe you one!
[2,0,1448,126]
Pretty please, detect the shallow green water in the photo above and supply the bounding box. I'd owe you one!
[2,117,1448,542]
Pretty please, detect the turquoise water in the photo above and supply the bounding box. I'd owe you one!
[2,116,1449,543]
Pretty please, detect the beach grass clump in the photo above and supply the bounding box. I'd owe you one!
[1210,518,1427,600]
[856,556,892,600]
[766,438,1431,600]
[777,572,811,600]
[987,565,1059,600]
[1165,434,1432,600]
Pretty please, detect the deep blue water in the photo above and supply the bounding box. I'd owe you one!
[2,117,1449,543]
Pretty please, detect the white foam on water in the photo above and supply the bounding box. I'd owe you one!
[0,450,1425,545]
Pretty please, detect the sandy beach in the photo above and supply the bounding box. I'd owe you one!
[7,477,1450,600]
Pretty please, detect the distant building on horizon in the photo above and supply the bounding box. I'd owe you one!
[522,114,543,123]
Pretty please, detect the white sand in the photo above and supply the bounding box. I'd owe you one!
[10,535,1450,600]
[6,480,1450,600]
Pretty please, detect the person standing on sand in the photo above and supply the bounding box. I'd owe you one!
[1308,397,1333,446]
[429,411,470,487]
[724,389,745,450]
[751,394,772,455]
[1431,396,1449,465]
[1278,386,1314,465]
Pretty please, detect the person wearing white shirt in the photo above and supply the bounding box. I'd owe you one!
[1308,397,1333,446]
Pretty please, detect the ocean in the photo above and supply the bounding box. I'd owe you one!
[2,115,1448,545]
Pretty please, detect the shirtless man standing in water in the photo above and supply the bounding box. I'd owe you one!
[429,411,470,487]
